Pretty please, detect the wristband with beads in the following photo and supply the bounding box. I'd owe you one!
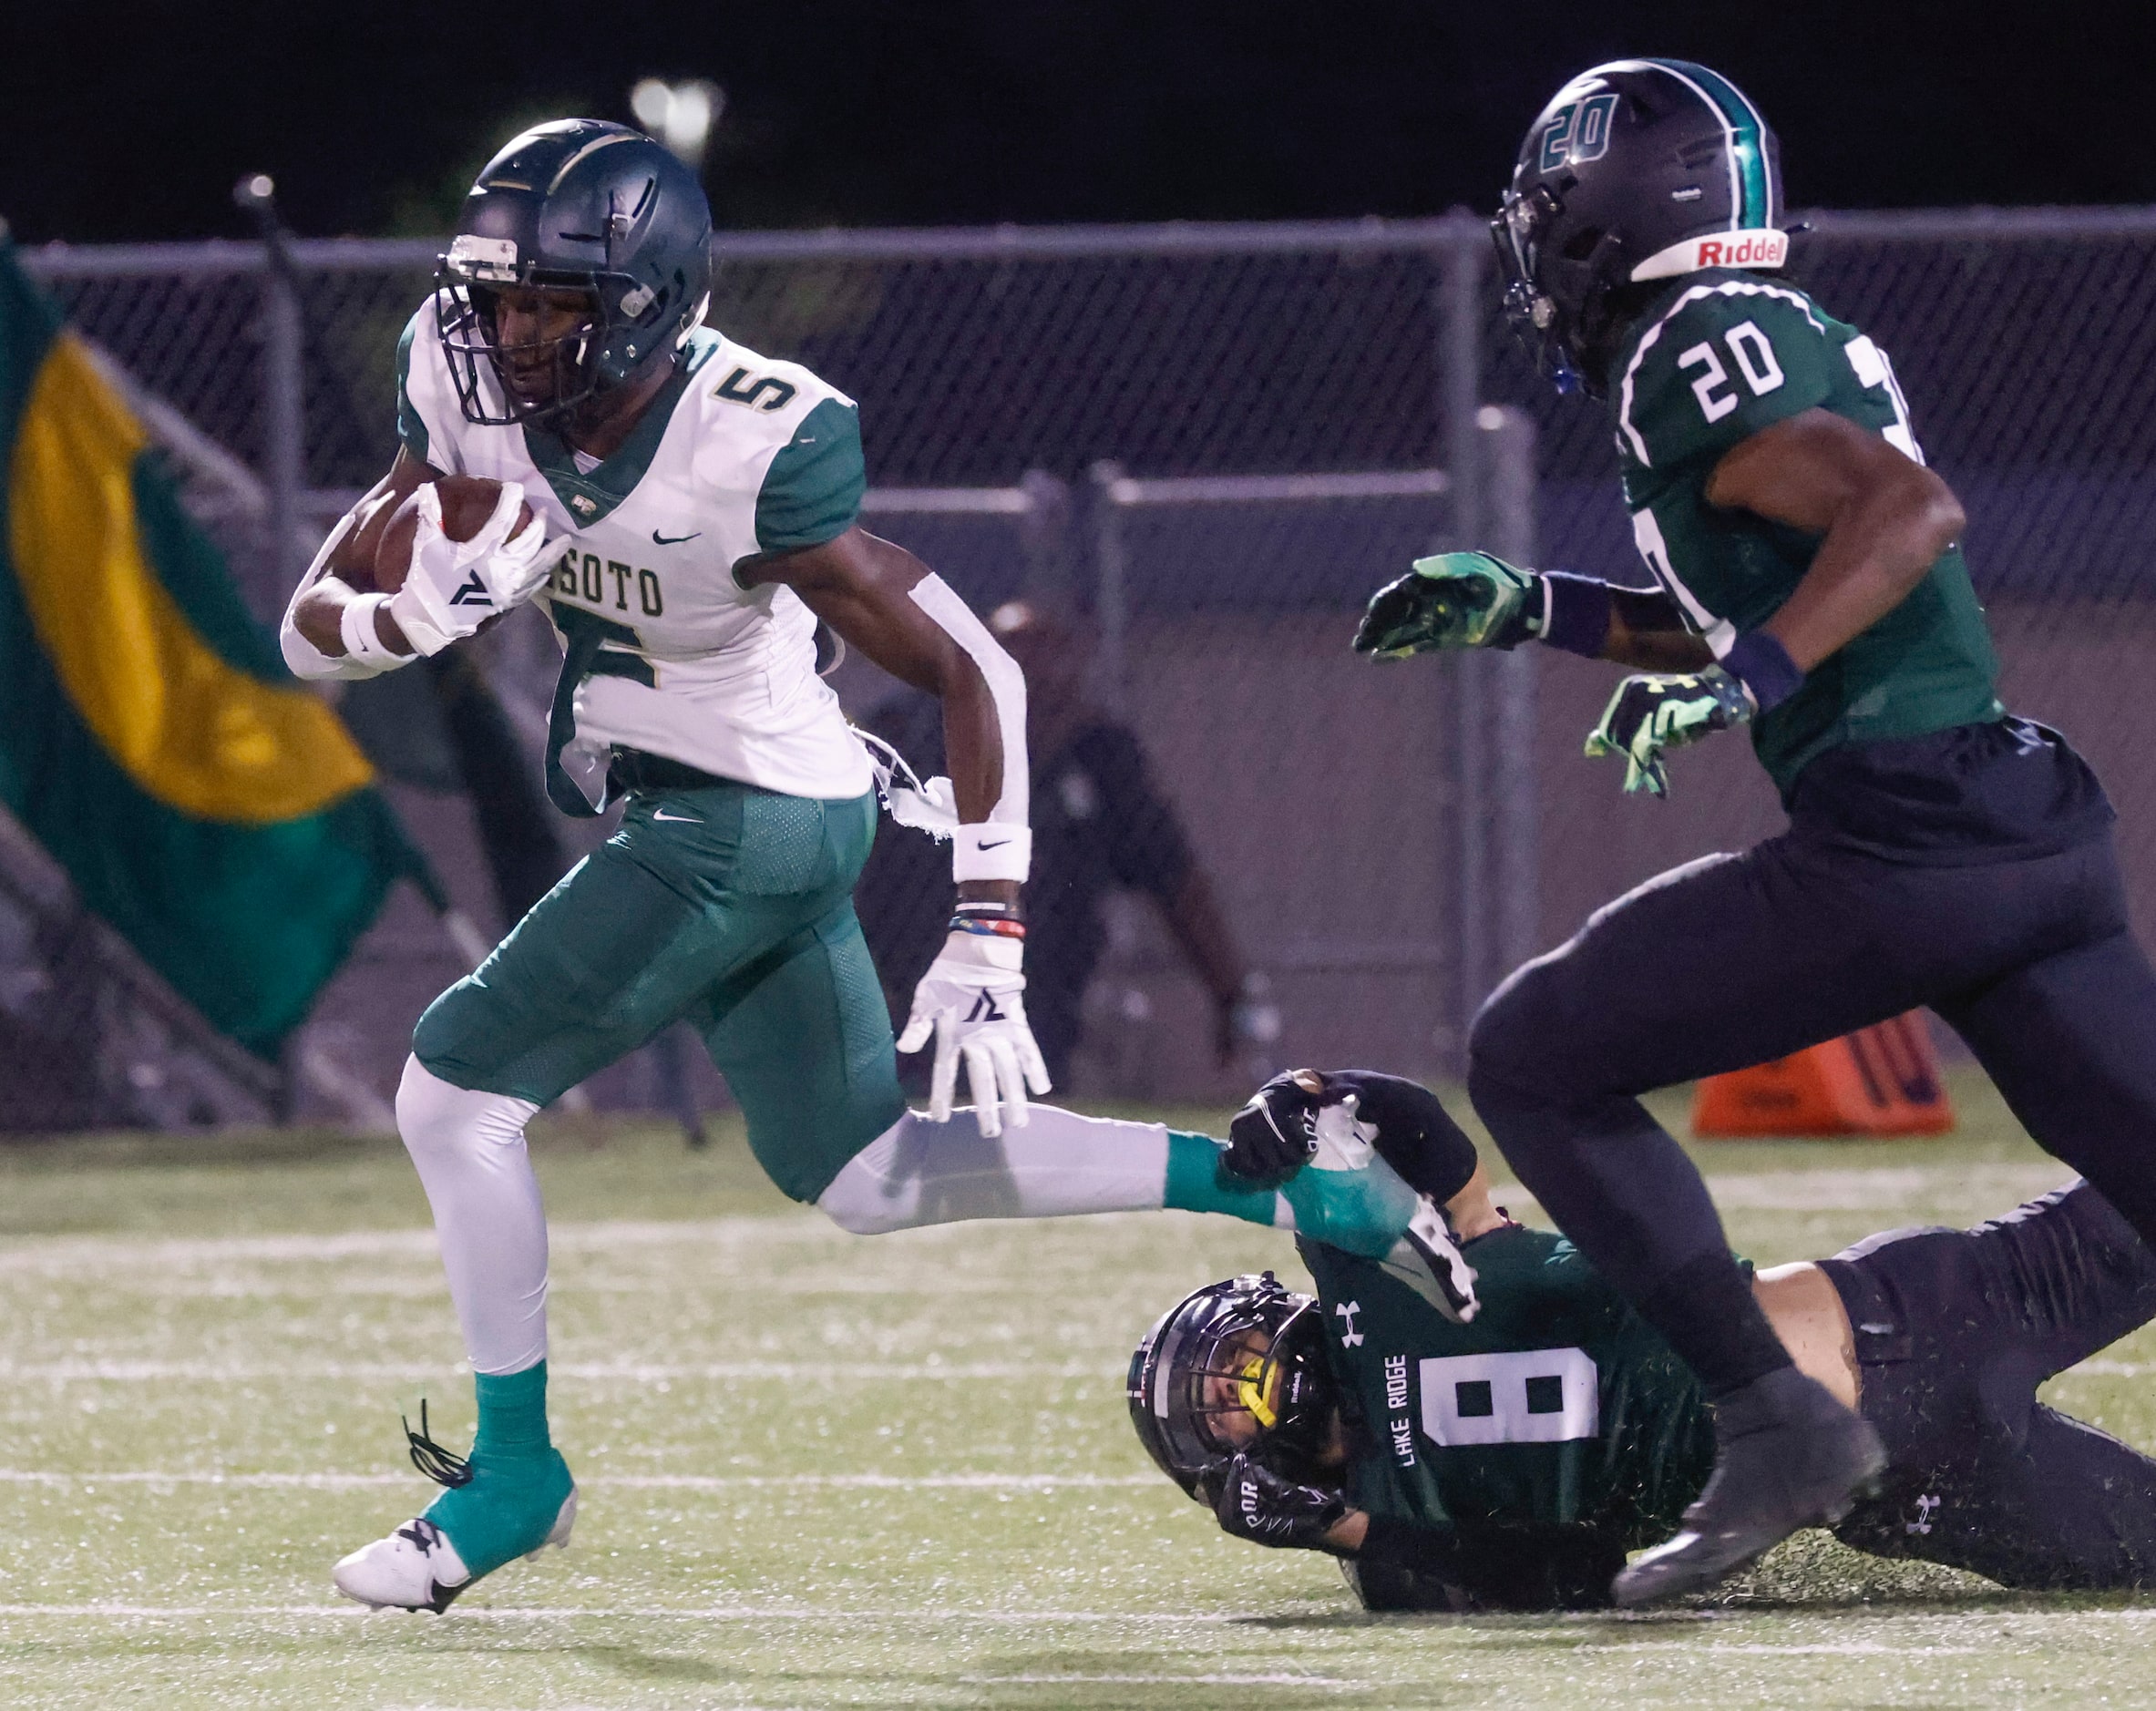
[949,915,1026,940]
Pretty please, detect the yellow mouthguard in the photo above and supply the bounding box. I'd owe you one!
[1236,1353,1282,1429]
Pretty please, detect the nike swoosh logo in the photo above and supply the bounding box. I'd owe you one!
[652,809,703,823]
[652,530,702,545]
[978,837,1011,850]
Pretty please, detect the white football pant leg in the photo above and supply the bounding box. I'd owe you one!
[816,1106,1171,1234]
[395,1057,547,1375]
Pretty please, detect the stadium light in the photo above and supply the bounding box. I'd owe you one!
[630,78,724,169]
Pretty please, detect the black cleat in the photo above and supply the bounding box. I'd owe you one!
[1612,1366,1885,1608]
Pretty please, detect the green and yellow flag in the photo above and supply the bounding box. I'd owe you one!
[0,241,425,1057]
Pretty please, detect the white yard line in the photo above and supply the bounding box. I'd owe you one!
[0,1358,1104,1382]
[0,1602,1255,1624]
[0,1217,829,1274]
[0,1601,2148,1631]
[960,1673,1358,1686]
[0,1470,1153,1491]
[0,1162,2084,1277]
[1700,1162,2075,1211]
[1600,1641,1980,1655]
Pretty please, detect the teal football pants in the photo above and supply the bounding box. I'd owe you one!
[413,781,907,1204]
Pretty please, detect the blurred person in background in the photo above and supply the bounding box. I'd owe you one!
[855,599,1278,1092]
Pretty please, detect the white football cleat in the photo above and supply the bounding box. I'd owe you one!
[332,1491,576,1614]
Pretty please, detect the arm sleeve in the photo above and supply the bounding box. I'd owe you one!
[1615,286,1839,472]
[755,396,867,554]
[1355,1515,1625,1612]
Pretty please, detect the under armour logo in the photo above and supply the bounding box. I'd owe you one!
[447,571,493,608]
[1905,1492,1940,1535]
[1334,1300,1364,1347]
[965,992,1006,1024]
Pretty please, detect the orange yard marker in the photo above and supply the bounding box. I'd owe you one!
[1692,1013,1955,1138]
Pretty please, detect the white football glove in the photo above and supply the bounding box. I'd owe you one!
[385,480,553,657]
[896,930,1052,1137]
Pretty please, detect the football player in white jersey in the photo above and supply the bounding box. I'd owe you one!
[279,120,1465,1613]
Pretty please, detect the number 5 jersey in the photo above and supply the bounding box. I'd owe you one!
[395,298,877,815]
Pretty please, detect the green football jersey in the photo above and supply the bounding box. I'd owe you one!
[1297,1228,1713,1548]
[1606,269,2004,796]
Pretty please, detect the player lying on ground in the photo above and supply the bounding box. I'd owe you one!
[278,120,1460,1613]
[1134,1071,2156,1609]
[1355,57,2156,1603]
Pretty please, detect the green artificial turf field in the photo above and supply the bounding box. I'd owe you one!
[4,1071,2155,1708]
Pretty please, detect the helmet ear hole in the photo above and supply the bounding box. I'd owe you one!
[1562,226,1605,262]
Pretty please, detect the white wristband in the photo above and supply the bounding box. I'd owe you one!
[952,823,1031,883]
[339,592,407,670]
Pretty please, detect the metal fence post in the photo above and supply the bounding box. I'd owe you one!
[1438,217,1489,1066]
[237,180,307,604]
[1481,405,1539,976]
[1018,468,1073,605]
[1087,459,1130,717]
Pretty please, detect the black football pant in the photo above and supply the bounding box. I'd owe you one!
[1467,816,2156,1392]
[1823,1183,2156,1588]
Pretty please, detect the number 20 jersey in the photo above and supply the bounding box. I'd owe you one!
[1297,1227,1714,1548]
[1606,267,2002,798]
[395,298,875,810]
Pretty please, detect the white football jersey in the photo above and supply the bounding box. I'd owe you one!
[397,298,875,810]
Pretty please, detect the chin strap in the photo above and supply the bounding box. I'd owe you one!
[856,728,962,838]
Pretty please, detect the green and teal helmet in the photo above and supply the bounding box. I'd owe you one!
[1493,60,1784,394]
[434,118,714,427]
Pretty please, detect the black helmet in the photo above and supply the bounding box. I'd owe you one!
[435,118,714,426]
[1126,1271,1336,1498]
[1493,59,1785,394]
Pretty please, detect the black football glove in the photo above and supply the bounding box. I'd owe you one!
[1223,1070,1324,1185]
[1201,1452,1350,1553]
[1312,1071,1480,1205]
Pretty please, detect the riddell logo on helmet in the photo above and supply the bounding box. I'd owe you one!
[1631,229,1789,281]
[1696,233,1787,268]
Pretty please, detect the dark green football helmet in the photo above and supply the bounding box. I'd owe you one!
[435,118,714,427]
[1493,60,1786,395]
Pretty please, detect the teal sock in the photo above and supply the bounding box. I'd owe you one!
[422,1361,573,1579]
[1162,1132,1284,1228]
[1278,1153,1419,1259]
[471,1363,553,1460]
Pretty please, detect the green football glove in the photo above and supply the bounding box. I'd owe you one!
[1584,665,1755,798]
[1353,552,1542,658]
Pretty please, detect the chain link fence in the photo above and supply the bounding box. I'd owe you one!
[14,208,2156,1115]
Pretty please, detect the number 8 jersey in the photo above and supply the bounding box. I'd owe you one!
[395,298,877,815]
[1608,267,2002,797]
[1297,1229,1715,1547]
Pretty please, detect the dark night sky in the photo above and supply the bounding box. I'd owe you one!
[3,1,2145,245]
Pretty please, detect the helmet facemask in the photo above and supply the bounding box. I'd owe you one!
[434,272,611,429]
[1492,182,1629,398]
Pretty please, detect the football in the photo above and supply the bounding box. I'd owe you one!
[364,476,536,594]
